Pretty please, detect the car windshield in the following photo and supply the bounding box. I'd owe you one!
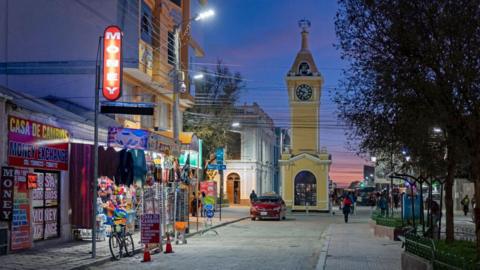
[257,196,280,203]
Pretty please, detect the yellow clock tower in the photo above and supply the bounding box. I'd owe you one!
[280,20,331,211]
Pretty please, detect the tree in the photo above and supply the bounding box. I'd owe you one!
[183,61,245,167]
[334,0,480,250]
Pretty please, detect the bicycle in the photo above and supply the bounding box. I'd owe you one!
[108,223,135,260]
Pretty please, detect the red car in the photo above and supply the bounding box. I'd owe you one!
[250,194,287,221]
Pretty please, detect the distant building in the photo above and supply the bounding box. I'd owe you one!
[224,103,279,205]
[363,165,375,186]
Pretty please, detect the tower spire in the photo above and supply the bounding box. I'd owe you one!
[298,19,311,51]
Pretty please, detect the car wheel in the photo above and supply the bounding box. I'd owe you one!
[251,217,256,221]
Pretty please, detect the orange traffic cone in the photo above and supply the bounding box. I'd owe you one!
[164,233,173,254]
[141,245,151,262]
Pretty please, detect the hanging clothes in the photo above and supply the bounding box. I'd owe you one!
[98,146,120,179]
[129,149,147,185]
[116,149,134,186]
[162,168,170,183]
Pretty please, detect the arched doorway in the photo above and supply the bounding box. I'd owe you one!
[294,171,317,206]
[227,173,241,204]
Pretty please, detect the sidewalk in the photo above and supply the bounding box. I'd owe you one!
[0,207,249,270]
[321,218,402,270]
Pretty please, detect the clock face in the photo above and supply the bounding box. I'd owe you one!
[295,84,313,101]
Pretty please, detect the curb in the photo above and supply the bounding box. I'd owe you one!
[186,216,249,238]
[73,216,249,270]
[315,225,332,270]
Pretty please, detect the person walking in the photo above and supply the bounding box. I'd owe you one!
[461,195,470,216]
[348,192,357,215]
[379,194,388,216]
[427,197,440,239]
[393,192,400,209]
[191,192,198,217]
[342,194,352,223]
[249,190,258,204]
[200,192,206,217]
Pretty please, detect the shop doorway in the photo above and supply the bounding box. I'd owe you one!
[227,173,241,204]
[32,171,60,241]
[294,171,317,206]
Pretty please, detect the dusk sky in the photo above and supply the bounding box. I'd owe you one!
[192,0,368,185]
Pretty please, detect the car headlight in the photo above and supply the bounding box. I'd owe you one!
[273,207,281,211]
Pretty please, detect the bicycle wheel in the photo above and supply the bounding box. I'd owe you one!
[109,234,122,260]
[123,233,135,257]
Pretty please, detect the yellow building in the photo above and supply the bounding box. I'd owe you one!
[280,20,331,211]
[119,0,205,135]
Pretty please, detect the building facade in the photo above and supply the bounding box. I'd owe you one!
[0,0,206,134]
[223,103,279,205]
[0,0,208,253]
[279,21,331,211]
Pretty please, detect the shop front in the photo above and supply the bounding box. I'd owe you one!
[4,115,69,251]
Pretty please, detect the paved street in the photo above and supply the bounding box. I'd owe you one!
[88,207,402,270]
[0,206,405,270]
[89,214,330,270]
[0,208,248,270]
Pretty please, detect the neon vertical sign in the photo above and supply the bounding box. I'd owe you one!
[102,26,123,101]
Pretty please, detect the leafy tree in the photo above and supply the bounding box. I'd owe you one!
[334,0,480,249]
[183,61,245,168]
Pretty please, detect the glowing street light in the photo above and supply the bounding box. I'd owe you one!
[371,156,377,162]
[231,122,240,128]
[195,9,215,21]
[193,73,204,80]
[433,127,442,133]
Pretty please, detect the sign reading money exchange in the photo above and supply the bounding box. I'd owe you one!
[7,116,69,171]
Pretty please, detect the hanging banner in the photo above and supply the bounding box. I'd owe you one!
[11,168,32,251]
[0,167,15,221]
[141,214,160,244]
[148,133,172,154]
[103,25,123,101]
[108,127,148,150]
[7,116,69,171]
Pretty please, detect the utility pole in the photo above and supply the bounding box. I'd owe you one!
[172,25,181,150]
[92,36,102,259]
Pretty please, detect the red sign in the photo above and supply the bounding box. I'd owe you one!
[200,181,217,197]
[102,25,123,101]
[27,173,38,189]
[11,168,32,250]
[0,167,14,221]
[8,116,69,171]
[141,214,160,244]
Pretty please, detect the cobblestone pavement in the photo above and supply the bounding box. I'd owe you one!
[88,214,330,270]
[324,208,402,270]
[0,207,249,270]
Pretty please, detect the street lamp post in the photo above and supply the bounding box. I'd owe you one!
[172,9,215,149]
[171,9,214,237]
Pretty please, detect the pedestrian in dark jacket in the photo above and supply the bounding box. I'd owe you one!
[342,195,352,223]
[250,190,257,203]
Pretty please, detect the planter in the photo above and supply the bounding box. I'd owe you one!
[401,251,432,270]
[373,223,403,241]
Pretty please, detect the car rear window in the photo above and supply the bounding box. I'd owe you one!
[257,196,280,203]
